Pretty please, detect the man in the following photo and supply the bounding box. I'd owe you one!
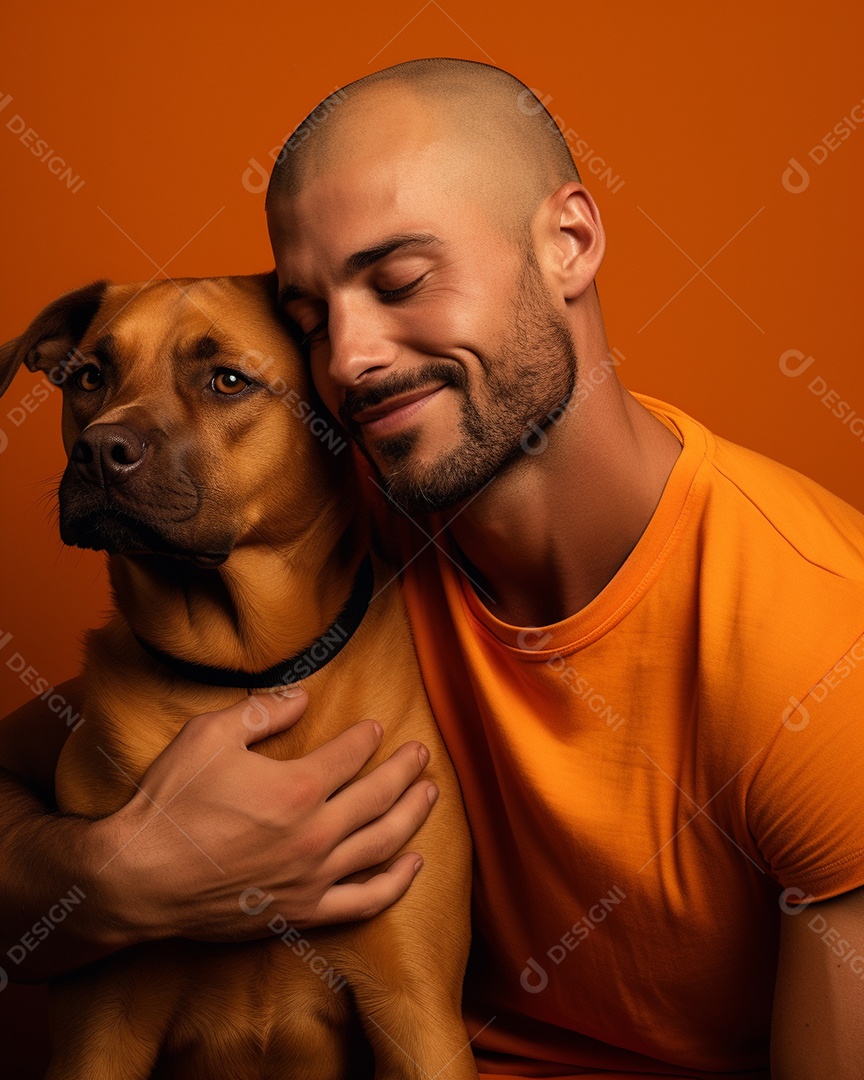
[1,58,863,1078]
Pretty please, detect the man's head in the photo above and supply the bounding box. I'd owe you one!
[266,58,606,516]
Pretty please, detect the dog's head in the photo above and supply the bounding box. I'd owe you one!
[0,274,352,567]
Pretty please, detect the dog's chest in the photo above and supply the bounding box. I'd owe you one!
[127,936,374,1078]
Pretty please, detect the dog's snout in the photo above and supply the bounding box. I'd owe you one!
[71,424,147,487]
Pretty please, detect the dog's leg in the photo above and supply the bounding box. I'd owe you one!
[331,691,479,1080]
[334,798,479,1080]
[45,942,187,1080]
[344,917,479,1080]
[142,942,375,1080]
[259,976,374,1080]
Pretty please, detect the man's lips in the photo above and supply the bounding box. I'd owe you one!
[349,383,447,433]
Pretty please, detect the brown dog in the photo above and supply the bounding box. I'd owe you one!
[0,273,476,1080]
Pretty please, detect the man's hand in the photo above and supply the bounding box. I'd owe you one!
[771,884,864,1077]
[0,684,436,982]
[98,687,438,944]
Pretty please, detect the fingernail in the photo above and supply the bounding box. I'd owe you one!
[426,783,439,805]
[372,721,383,738]
[278,685,306,698]
[417,744,429,767]
[413,857,423,873]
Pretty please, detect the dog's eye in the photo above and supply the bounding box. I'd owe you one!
[71,364,104,392]
[211,370,250,395]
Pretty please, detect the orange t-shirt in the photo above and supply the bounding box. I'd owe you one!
[389,393,864,1079]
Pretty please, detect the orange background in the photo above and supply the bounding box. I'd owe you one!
[0,0,862,1070]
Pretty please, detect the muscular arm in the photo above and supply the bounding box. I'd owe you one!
[771,885,864,1077]
[0,677,77,802]
[0,678,128,981]
[0,681,436,984]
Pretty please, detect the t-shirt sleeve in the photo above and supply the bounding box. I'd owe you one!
[746,650,864,902]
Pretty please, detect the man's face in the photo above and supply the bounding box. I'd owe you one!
[268,122,577,516]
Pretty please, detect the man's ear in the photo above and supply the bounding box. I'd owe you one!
[538,183,606,301]
[0,280,110,397]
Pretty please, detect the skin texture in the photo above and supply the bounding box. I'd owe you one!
[334,247,578,518]
[265,60,580,235]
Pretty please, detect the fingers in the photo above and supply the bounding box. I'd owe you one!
[204,687,310,747]
[196,696,432,830]
[324,775,438,884]
[299,719,397,801]
[160,695,438,933]
[309,853,425,926]
[324,738,433,835]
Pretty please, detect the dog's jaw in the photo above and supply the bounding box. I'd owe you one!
[58,467,233,567]
[60,503,231,567]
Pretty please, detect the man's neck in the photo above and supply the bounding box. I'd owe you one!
[445,383,683,627]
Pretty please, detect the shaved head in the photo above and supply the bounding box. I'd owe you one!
[265,58,580,241]
[264,59,606,517]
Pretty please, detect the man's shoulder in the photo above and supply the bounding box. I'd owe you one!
[638,395,864,726]
[711,429,864,580]
[638,393,864,586]
[637,403,864,884]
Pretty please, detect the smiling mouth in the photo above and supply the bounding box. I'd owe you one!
[349,383,448,433]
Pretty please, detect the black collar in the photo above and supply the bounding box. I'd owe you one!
[132,553,374,689]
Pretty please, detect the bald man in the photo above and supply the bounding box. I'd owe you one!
[1,58,863,1080]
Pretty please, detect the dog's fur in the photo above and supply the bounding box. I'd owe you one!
[0,274,475,1080]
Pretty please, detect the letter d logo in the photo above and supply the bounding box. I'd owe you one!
[778,887,814,915]
[781,157,810,194]
[241,157,269,194]
[782,696,809,731]
[520,957,548,993]
[239,886,274,916]
[517,88,553,116]
[520,423,547,456]
[778,349,816,378]
[517,628,553,652]
[241,695,271,733]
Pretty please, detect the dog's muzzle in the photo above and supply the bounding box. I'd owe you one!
[59,426,227,565]
[70,423,147,488]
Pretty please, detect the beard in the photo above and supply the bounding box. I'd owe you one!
[340,256,578,517]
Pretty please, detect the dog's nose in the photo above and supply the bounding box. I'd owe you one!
[70,424,147,487]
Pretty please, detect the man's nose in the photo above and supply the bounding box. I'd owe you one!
[325,301,398,388]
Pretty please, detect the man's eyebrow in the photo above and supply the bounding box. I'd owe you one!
[343,232,441,275]
[277,232,442,310]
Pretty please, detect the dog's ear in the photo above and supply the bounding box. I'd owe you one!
[0,280,110,398]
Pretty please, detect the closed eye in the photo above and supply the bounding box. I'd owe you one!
[377,274,426,301]
[300,320,328,349]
